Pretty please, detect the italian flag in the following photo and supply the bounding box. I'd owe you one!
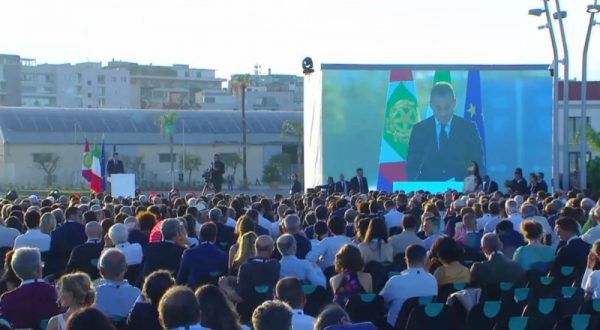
[82,140,92,182]
[90,144,105,193]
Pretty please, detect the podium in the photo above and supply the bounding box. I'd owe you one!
[110,174,136,197]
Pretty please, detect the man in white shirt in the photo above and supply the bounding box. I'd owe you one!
[380,244,437,327]
[253,203,274,236]
[422,215,442,251]
[108,223,143,265]
[482,202,503,233]
[389,214,424,257]
[505,199,523,230]
[14,210,51,252]
[384,200,404,232]
[306,217,352,270]
[581,208,600,245]
[520,203,553,235]
[0,223,21,248]
[275,277,316,330]
[277,234,326,288]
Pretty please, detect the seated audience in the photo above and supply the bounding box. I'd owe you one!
[513,220,555,274]
[0,247,60,328]
[0,250,21,295]
[47,272,96,330]
[314,304,351,330]
[550,216,591,283]
[389,214,423,257]
[65,307,116,330]
[454,213,482,250]
[470,233,525,287]
[108,223,143,266]
[496,220,526,259]
[142,218,187,277]
[50,206,87,273]
[306,216,353,270]
[358,217,393,264]
[380,244,437,327]
[228,216,256,274]
[177,222,228,289]
[275,277,316,330]
[14,210,51,252]
[252,300,293,330]
[278,234,326,287]
[422,215,443,250]
[158,286,211,330]
[280,214,312,259]
[430,236,470,287]
[127,270,175,330]
[94,248,141,319]
[581,207,600,245]
[330,244,373,306]
[66,221,104,280]
[582,240,600,300]
[195,284,245,330]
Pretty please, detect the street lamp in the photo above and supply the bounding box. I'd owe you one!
[552,0,570,191]
[529,3,560,192]
[581,0,599,191]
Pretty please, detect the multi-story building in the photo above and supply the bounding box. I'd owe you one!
[0,54,22,106]
[106,61,225,109]
[230,72,303,111]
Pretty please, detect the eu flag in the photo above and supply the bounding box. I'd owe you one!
[463,70,486,168]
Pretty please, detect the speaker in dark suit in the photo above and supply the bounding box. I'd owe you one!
[349,168,369,194]
[510,168,528,195]
[106,152,125,176]
[406,83,484,181]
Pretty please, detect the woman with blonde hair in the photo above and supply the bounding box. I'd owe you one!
[40,212,57,235]
[230,231,257,275]
[228,216,256,272]
[47,272,96,330]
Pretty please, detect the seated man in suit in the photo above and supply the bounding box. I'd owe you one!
[0,247,60,328]
[66,221,104,280]
[142,218,187,277]
[335,174,350,196]
[349,168,369,194]
[95,248,141,319]
[550,216,591,285]
[208,207,235,251]
[176,222,228,289]
[406,82,484,181]
[470,233,525,287]
[48,206,87,275]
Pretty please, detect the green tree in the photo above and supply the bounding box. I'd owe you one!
[281,119,303,170]
[584,123,600,153]
[179,154,202,186]
[222,153,242,179]
[156,112,178,189]
[34,153,60,187]
[232,75,251,189]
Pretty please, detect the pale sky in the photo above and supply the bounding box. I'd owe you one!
[1,0,599,81]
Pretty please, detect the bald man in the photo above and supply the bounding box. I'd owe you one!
[221,235,281,321]
[469,233,524,288]
[65,221,104,280]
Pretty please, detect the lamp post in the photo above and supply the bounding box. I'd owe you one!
[529,2,560,192]
[552,0,570,191]
[581,2,600,191]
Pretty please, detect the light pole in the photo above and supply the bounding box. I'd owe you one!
[552,0,570,191]
[581,2,600,191]
[529,2,560,192]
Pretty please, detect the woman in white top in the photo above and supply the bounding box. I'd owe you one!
[47,272,96,330]
[108,223,143,265]
[463,161,482,194]
[582,241,600,300]
[358,217,393,264]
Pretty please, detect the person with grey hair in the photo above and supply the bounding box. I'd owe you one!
[0,247,60,328]
[520,203,553,236]
[108,223,143,266]
[504,199,522,230]
[120,206,133,217]
[277,234,326,287]
[142,219,187,277]
[66,221,104,280]
[344,208,358,237]
[278,214,311,259]
[581,207,600,245]
[469,233,524,287]
[206,207,235,251]
[581,198,596,218]
[95,248,141,319]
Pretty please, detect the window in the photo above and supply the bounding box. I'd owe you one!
[98,98,105,107]
[204,96,215,104]
[32,153,53,162]
[569,152,592,173]
[87,92,92,98]
[184,71,190,78]
[568,117,591,145]
[77,73,82,83]
[121,77,127,83]
[98,86,106,96]
[196,72,202,78]
[159,153,177,163]
[111,76,117,83]
[87,80,92,86]
[97,75,105,84]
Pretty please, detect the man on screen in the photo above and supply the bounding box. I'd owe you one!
[406,83,484,181]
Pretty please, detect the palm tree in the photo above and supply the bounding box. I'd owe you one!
[156,112,178,189]
[282,119,303,173]
[585,123,600,153]
[232,75,251,189]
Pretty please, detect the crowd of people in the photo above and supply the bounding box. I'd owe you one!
[0,175,599,330]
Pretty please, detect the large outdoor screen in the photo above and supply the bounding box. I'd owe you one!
[304,64,552,193]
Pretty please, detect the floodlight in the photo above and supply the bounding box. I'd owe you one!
[553,11,567,19]
[529,8,546,16]
[587,4,600,14]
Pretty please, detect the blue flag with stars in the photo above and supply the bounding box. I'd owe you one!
[463,70,486,168]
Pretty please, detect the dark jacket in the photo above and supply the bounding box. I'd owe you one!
[483,180,499,194]
[106,159,125,176]
[49,221,86,274]
[65,241,104,280]
[406,115,484,181]
[349,176,369,194]
[176,242,228,289]
[235,257,280,300]
[127,301,161,330]
[290,180,302,195]
[511,178,528,195]
[142,241,186,277]
[335,180,351,195]
[470,253,525,287]
[550,237,591,281]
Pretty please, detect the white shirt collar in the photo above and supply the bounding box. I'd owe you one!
[434,116,453,129]
[86,239,101,244]
[20,279,42,287]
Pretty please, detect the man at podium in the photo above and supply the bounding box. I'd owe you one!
[107,152,125,177]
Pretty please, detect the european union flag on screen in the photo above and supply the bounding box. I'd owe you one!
[463,70,486,168]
